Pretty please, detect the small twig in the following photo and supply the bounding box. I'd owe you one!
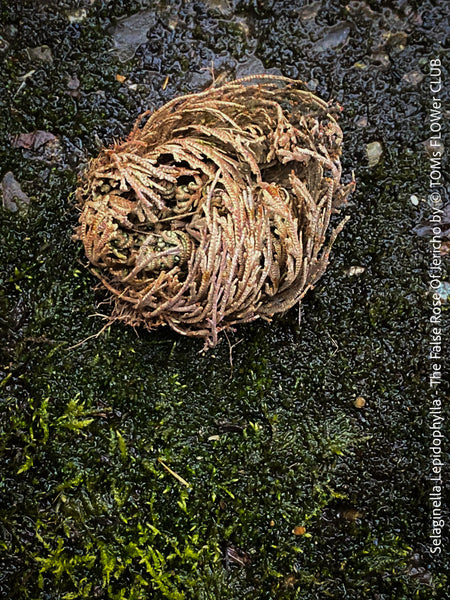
[326,330,339,357]
[158,458,191,488]
[13,69,36,99]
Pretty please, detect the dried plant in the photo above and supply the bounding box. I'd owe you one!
[73,75,355,349]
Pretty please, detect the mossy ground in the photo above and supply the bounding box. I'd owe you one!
[0,1,448,599]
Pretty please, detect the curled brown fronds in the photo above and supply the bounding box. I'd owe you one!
[73,75,355,349]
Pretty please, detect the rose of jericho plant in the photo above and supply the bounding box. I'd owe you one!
[73,75,355,349]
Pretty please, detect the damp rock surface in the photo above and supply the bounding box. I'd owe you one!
[110,8,158,62]
[0,1,448,599]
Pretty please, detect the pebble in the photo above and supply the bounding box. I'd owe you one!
[402,70,424,86]
[1,172,31,212]
[26,45,53,63]
[434,282,450,303]
[292,526,306,535]
[307,78,319,91]
[314,23,351,52]
[355,115,368,128]
[366,141,383,167]
[354,396,366,408]
[66,8,87,23]
[67,75,80,91]
[110,9,157,62]
[297,2,321,20]
[345,265,365,277]
[441,241,450,256]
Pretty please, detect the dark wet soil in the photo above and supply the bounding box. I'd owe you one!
[0,1,448,599]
